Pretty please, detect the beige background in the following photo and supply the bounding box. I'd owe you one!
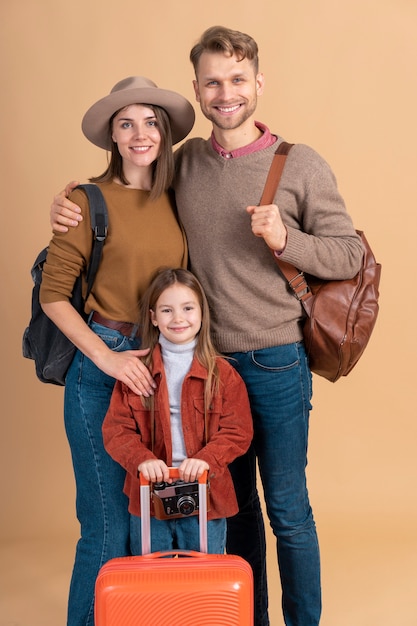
[1,1,416,624]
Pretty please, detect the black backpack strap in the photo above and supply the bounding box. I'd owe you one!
[75,184,108,298]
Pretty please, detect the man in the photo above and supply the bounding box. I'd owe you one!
[50,26,363,626]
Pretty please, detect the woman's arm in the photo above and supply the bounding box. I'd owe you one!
[41,300,155,396]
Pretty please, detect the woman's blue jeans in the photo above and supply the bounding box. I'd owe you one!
[226,342,321,626]
[64,321,140,626]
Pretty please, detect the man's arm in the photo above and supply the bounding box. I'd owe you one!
[50,181,83,232]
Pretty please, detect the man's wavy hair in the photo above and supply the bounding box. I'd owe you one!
[190,25,259,75]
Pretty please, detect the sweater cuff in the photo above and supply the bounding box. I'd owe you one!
[277,227,307,264]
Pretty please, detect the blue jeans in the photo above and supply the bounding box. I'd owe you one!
[227,342,321,626]
[130,514,227,554]
[64,321,140,626]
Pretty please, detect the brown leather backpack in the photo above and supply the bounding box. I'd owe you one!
[261,142,381,382]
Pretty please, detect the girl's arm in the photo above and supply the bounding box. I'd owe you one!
[102,381,158,477]
[191,364,253,477]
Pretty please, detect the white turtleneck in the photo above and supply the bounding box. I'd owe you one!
[158,334,197,466]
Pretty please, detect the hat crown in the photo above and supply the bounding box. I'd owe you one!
[110,76,158,95]
[82,75,195,149]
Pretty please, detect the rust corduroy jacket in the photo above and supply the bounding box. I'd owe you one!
[102,345,253,520]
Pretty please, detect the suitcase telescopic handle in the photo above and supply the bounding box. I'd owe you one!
[139,468,208,486]
[139,468,209,555]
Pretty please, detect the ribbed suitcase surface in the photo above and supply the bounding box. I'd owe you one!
[95,551,253,625]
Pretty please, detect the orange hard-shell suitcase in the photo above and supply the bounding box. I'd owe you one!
[95,469,254,626]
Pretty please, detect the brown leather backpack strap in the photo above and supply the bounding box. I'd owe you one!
[273,259,312,305]
[261,141,312,307]
[259,141,294,206]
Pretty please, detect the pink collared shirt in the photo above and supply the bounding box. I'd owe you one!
[211,122,285,255]
[210,121,277,158]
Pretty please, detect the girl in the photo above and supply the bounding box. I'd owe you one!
[39,77,195,626]
[102,268,253,554]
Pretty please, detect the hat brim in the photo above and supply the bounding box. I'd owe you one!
[82,86,195,149]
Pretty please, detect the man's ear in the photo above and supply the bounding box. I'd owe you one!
[192,79,201,103]
[256,72,265,96]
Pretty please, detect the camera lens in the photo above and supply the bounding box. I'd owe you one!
[177,495,196,516]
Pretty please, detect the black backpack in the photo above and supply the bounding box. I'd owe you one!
[22,184,108,385]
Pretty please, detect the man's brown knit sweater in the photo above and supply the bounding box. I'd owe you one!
[174,136,363,353]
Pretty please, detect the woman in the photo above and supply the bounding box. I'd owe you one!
[40,76,194,626]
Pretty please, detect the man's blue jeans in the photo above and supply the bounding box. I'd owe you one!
[227,342,321,626]
[64,321,140,626]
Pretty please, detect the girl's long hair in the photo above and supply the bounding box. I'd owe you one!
[140,268,220,411]
[89,104,174,201]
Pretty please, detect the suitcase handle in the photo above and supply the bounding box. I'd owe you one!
[140,550,209,560]
[139,468,208,486]
[139,468,209,555]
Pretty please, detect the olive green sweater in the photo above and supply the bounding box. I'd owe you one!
[174,137,363,353]
[40,181,187,323]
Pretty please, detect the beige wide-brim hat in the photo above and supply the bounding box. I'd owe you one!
[81,76,195,149]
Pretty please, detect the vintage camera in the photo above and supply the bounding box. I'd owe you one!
[152,479,201,520]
